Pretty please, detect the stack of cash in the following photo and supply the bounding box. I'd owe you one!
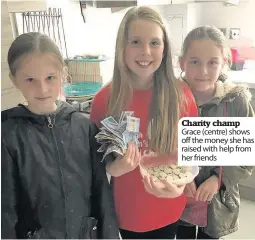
[95,111,141,161]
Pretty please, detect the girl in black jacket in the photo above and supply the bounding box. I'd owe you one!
[1,32,119,239]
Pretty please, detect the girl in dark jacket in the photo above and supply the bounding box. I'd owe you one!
[1,32,120,239]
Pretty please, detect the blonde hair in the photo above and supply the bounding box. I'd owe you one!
[107,6,184,154]
[180,25,232,82]
[8,32,68,81]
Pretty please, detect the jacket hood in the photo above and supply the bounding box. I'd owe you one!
[208,81,252,105]
[2,101,77,126]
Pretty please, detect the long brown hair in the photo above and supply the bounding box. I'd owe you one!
[107,6,184,154]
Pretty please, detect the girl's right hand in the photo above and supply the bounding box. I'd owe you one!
[106,142,141,177]
[184,180,197,198]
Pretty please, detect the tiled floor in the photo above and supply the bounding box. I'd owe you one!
[224,199,255,239]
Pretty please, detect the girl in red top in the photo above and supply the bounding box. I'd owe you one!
[90,6,198,239]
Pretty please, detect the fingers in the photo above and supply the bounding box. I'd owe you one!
[200,190,210,202]
[196,187,210,202]
[190,182,197,196]
[195,187,202,201]
[207,193,214,202]
[162,180,185,196]
[125,142,136,163]
[132,145,141,167]
[143,176,153,194]
[143,176,164,197]
[184,182,196,198]
[150,176,161,190]
[157,179,185,198]
[129,142,136,162]
[143,176,187,198]
[184,186,195,198]
[124,142,133,160]
[144,176,155,192]
[143,175,150,187]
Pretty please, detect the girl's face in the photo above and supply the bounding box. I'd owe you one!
[11,52,63,115]
[124,19,164,88]
[180,39,225,93]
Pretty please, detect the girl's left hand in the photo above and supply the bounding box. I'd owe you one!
[195,175,219,202]
[143,175,185,198]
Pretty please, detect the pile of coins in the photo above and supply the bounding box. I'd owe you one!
[142,164,193,183]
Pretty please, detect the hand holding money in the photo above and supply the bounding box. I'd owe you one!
[95,111,141,161]
[116,142,141,174]
[106,142,141,177]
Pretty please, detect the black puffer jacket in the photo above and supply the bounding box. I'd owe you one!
[1,101,119,239]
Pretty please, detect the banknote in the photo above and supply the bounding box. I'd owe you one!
[126,116,140,133]
[100,117,122,139]
[102,144,123,161]
[123,130,140,148]
[95,111,141,161]
[119,111,134,125]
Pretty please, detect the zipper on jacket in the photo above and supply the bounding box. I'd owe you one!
[46,116,69,238]
[199,107,203,117]
[47,116,54,128]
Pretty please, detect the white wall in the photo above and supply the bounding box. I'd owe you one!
[49,0,118,58]
[62,2,189,58]
[59,0,255,56]
[15,0,255,58]
[187,3,200,33]
[2,1,27,110]
[194,1,255,46]
[152,4,188,55]
[60,2,190,58]
[45,0,127,58]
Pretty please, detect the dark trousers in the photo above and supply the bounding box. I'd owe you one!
[120,221,178,239]
[176,224,218,239]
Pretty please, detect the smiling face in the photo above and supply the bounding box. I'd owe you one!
[180,39,225,93]
[124,19,164,88]
[11,52,63,114]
